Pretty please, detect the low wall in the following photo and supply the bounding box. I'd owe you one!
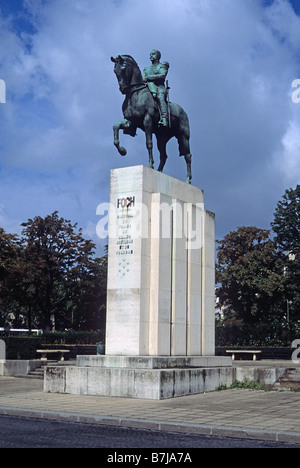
[0,360,42,376]
[233,366,286,386]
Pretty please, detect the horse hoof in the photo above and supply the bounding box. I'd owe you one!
[119,147,127,157]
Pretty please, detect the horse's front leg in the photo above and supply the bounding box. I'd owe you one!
[157,136,168,173]
[113,119,131,156]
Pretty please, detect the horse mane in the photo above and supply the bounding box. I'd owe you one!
[119,55,140,69]
[119,55,143,83]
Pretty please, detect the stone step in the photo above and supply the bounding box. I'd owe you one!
[284,370,300,380]
[16,368,45,380]
[276,368,300,390]
[278,374,300,382]
[15,360,77,380]
[15,361,56,380]
[16,373,44,380]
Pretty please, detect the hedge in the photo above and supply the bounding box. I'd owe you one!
[0,330,105,360]
[216,321,300,347]
[216,347,294,360]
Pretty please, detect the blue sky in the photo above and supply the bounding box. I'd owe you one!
[0,0,300,255]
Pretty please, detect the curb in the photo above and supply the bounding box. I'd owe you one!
[0,406,299,445]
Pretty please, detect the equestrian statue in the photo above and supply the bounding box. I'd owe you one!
[111,50,192,184]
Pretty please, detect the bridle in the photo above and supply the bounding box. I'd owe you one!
[114,58,147,98]
[122,82,147,98]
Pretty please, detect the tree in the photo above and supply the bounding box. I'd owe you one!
[0,228,21,326]
[68,252,107,330]
[271,185,300,258]
[0,227,19,283]
[271,185,300,320]
[216,226,285,324]
[20,212,106,331]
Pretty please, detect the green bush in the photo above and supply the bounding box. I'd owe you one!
[216,321,300,347]
[0,330,105,360]
[2,336,43,360]
[40,330,105,345]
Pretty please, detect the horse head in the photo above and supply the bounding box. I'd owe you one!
[111,55,142,95]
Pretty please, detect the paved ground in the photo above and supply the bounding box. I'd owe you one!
[0,414,296,448]
[1,364,300,446]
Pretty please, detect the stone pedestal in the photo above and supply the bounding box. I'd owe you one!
[106,165,215,356]
[44,166,232,399]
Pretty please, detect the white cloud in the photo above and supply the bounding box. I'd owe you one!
[275,119,300,184]
[0,0,300,246]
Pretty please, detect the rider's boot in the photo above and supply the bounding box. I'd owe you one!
[158,98,169,127]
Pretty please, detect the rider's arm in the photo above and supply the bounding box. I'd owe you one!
[144,63,169,83]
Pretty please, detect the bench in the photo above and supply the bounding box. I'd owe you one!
[226,350,262,361]
[37,349,70,361]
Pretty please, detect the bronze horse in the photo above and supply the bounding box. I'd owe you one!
[111,55,192,183]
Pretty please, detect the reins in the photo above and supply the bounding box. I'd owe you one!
[123,82,147,98]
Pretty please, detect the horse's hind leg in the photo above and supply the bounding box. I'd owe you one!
[146,132,154,169]
[157,136,168,172]
[178,134,192,184]
[184,153,192,184]
[144,115,154,169]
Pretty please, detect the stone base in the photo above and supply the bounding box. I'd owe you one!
[76,355,231,369]
[44,355,232,400]
[0,360,43,376]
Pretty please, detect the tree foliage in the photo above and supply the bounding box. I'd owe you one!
[216,226,285,324]
[217,185,300,326]
[271,185,300,319]
[271,184,300,259]
[0,228,22,323]
[0,212,107,331]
